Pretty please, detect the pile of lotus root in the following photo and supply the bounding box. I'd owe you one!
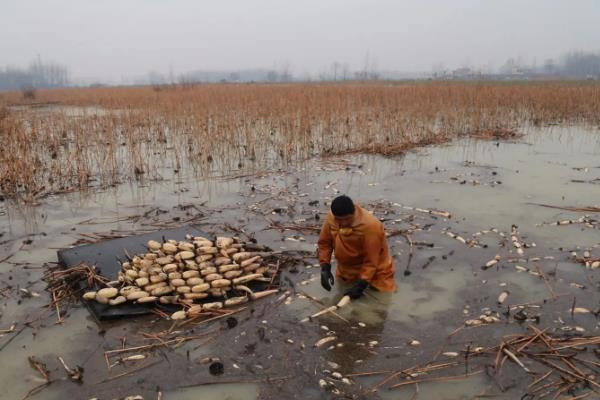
[83,235,278,320]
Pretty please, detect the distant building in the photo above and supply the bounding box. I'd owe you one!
[452,67,472,78]
[434,67,484,80]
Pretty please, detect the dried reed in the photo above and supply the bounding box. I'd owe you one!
[1,82,599,201]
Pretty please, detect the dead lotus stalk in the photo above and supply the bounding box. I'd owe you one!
[301,295,351,322]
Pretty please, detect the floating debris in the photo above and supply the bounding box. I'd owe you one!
[319,378,339,393]
[327,361,340,370]
[483,255,501,270]
[393,203,452,219]
[571,307,592,314]
[497,291,509,305]
[301,295,351,322]
[510,225,525,255]
[442,352,459,357]
[465,311,501,326]
[571,251,600,269]
[546,215,598,228]
[444,230,467,245]
[570,283,586,289]
[315,336,337,348]
[122,354,146,362]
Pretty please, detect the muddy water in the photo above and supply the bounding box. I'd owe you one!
[163,383,259,400]
[0,126,599,399]
[324,126,600,247]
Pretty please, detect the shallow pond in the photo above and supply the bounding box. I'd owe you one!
[0,125,599,399]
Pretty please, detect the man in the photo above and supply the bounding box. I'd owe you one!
[317,195,396,299]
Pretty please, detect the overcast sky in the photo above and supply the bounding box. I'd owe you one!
[1,0,599,81]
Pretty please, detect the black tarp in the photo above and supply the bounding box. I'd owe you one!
[57,226,207,320]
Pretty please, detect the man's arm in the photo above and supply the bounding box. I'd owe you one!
[317,218,334,264]
[317,217,335,291]
[343,227,381,299]
[358,227,382,283]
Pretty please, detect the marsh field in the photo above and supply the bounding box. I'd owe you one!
[1,81,600,400]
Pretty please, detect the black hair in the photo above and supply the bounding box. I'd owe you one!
[331,195,355,217]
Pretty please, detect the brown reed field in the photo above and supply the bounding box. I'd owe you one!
[1,81,599,202]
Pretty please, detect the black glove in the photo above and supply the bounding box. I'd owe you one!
[320,263,334,291]
[344,279,368,299]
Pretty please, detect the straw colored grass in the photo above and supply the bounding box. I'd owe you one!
[1,81,599,201]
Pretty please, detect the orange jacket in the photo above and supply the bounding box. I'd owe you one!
[317,204,396,292]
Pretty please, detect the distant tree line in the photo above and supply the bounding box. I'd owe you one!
[0,57,70,91]
[144,61,382,86]
[3,49,599,91]
[500,50,600,78]
[434,50,600,80]
[560,51,600,76]
[141,67,297,86]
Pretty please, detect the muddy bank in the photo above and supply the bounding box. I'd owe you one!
[0,126,599,399]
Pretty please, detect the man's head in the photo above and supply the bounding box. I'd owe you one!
[331,195,355,228]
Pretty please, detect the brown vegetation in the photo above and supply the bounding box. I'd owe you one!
[1,81,600,201]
